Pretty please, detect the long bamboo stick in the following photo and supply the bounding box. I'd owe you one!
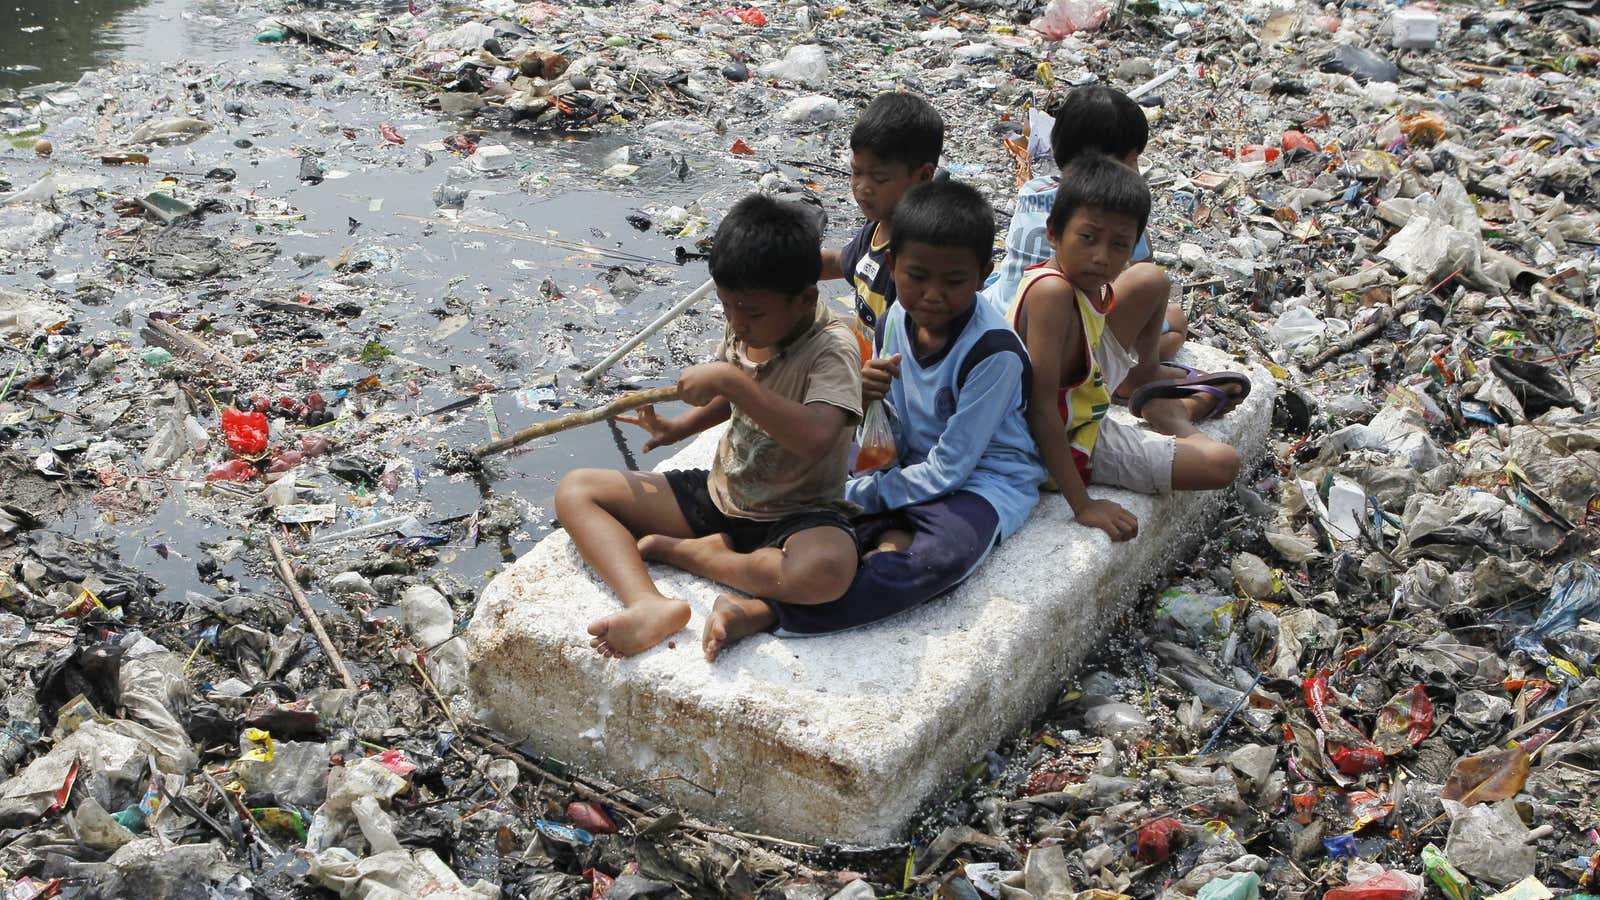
[267,535,358,690]
[474,385,679,457]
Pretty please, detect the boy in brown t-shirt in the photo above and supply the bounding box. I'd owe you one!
[555,195,863,661]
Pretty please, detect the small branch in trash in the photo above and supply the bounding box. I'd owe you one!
[139,317,240,374]
[412,657,464,735]
[467,731,825,865]
[200,771,282,858]
[1504,697,1596,743]
[266,535,357,690]
[394,213,671,266]
[1305,308,1392,371]
[1197,671,1264,755]
[474,386,680,457]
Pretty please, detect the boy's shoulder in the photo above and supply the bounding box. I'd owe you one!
[840,219,884,258]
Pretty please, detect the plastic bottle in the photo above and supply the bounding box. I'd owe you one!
[0,720,40,776]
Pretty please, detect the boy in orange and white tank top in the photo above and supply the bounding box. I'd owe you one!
[1007,154,1253,541]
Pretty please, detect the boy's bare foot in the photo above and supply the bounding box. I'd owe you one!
[637,533,733,573]
[702,594,775,662]
[1112,361,1199,403]
[1140,379,1250,437]
[587,595,691,658]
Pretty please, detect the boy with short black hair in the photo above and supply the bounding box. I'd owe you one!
[1008,153,1248,542]
[556,194,863,660]
[821,91,944,335]
[702,179,1045,645]
[987,85,1188,391]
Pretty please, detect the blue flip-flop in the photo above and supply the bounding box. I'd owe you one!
[1128,371,1253,422]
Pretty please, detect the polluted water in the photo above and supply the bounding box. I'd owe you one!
[1,0,1599,896]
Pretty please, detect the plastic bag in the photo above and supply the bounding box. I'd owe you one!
[1030,0,1107,38]
[854,402,896,473]
[221,407,269,456]
[756,45,828,88]
[1372,684,1433,755]
[1325,870,1425,900]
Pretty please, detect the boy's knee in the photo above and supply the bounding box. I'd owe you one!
[555,468,605,516]
[1126,262,1172,302]
[1203,444,1242,488]
[1165,301,1188,336]
[777,540,858,604]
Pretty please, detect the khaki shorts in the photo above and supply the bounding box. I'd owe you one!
[1089,333,1175,495]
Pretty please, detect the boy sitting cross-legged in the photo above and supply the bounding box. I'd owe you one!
[555,194,863,659]
[1008,153,1249,543]
[682,180,1046,653]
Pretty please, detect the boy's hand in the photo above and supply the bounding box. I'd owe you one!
[1077,498,1138,542]
[677,362,739,407]
[861,354,902,405]
[615,405,682,452]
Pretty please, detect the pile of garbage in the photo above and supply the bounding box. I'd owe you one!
[3,0,1600,895]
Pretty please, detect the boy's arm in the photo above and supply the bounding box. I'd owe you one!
[847,349,1024,513]
[821,247,844,282]
[1019,285,1137,541]
[680,358,853,464]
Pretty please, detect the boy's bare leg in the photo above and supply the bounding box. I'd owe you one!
[703,594,776,662]
[1160,302,1188,361]
[1170,433,1242,492]
[1106,263,1191,398]
[639,525,857,606]
[554,469,696,657]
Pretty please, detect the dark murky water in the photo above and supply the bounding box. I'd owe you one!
[1,0,814,604]
[2,0,243,89]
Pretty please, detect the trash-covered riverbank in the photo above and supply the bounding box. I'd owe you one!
[2,0,1598,895]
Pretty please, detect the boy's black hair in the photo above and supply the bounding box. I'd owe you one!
[886,180,994,270]
[1046,151,1152,238]
[709,194,822,296]
[1049,85,1148,167]
[849,92,944,170]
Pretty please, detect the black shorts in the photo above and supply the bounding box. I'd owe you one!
[663,469,853,555]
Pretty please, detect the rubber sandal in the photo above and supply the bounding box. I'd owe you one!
[1128,371,1253,422]
[1110,361,1205,406]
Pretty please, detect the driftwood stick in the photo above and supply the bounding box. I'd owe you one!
[267,535,357,690]
[474,386,679,457]
[1305,308,1392,371]
[140,317,240,373]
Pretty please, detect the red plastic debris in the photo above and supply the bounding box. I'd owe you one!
[1324,869,1424,900]
[1282,130,1319,152]
[1304,671,1387,775]
[567,801,618,834]
[729,138,755,156]
[443,134,478,156]
[1373,684,1433,755]
[205,459,260,482]
[735,7,767,26]
[1136,817,1185,864]
[379,122,406,145]
[221,407,270,456]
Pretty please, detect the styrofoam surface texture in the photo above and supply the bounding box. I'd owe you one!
[467,345,1275,842]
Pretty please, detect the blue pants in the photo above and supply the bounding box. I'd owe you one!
[764,491,1001,636]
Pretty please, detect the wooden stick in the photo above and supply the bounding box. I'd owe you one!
[140,317,240,374]
[474,385,679,457]
[1305,308,1392,371]
[266,535,357,690]
[581,278,716,384]
[395,213,665,266]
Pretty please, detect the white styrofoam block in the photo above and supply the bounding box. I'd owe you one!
[467,345,1276,842]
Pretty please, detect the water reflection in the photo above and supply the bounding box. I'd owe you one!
[1,0,238,89]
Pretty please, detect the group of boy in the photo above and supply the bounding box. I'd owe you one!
[557,87,1255,662]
